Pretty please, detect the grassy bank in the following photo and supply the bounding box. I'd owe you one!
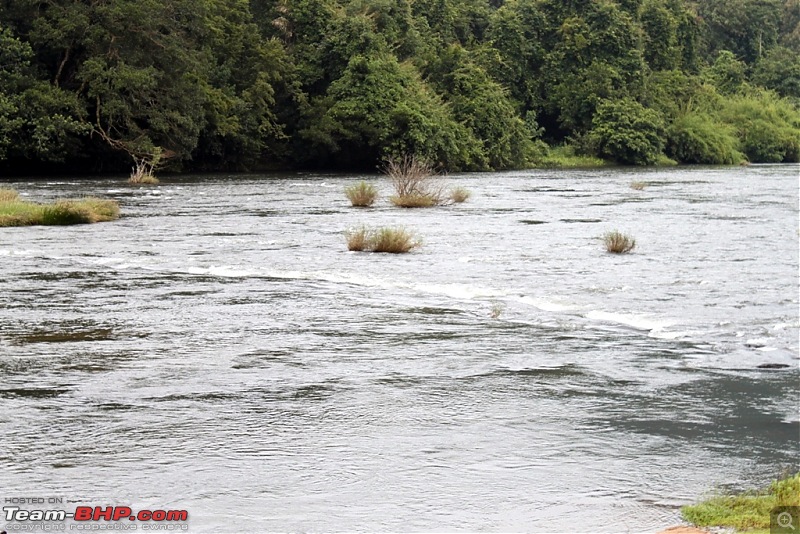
[0,188,120,227]
[682,472,800,533]
[536,146,608,168]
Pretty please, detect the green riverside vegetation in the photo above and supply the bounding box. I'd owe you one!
[682,472,800,533]
[0,0,798,174]
[0,188,120,226]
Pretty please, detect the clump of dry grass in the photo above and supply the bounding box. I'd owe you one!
[0,188,20,202]
[450,186,471,203]
[603,230,636,253]
[630,181,646,190]
[345,226,421,253]
[346,226,370,251]
[384,154,449,207]
[345,181,378,207]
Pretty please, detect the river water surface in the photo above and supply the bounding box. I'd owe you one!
[1,166,798,532]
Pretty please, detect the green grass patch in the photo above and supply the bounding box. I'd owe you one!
[537,145,608,168]
[682,472,800,532]
[0,189,120,227]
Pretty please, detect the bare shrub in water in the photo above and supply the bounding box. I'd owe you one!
[384,155,448,207]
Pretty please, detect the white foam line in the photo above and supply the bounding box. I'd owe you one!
[514,296,582,313]
[585,310,676,332]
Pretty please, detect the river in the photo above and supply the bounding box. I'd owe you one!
[1,165,798,532]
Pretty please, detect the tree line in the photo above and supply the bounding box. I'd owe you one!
[1,0,798,174]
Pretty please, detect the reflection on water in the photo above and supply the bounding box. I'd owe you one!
[1,165,798,532]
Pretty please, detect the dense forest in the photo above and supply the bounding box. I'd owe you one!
[1,0,799,173]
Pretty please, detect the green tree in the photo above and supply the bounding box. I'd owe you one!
[697,0,783,63]
[539,0,646,133]
[0,25,88,164]
[428,47,534,168]
[703,50,748,94]
[640,0,680,71]
[753,46,800,99]
[589,98,666,164]
[302,53,483,170]
[485,0,548,111]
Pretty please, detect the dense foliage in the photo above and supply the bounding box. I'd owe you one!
[1,0,798,173]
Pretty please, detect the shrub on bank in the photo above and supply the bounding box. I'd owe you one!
[666,112,744,165]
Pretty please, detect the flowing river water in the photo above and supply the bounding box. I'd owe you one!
[1,165,798,533]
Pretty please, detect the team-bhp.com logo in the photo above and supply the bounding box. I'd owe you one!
[2,498,189,531]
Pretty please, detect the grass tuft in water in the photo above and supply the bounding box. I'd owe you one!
[630,181,646,190]
[450,186,471,203]
[682,472,800,532]
[490,302,505,319]
[345,181,378,207]
[345,226,370,251]
[0,189,120,227]
[602,230,636,253]
[345,226,420,253]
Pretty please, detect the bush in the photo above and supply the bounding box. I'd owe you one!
[603,230,636,253]
[666,112,744,164]
[385,154,448,207]
[718,91,800,163]
[630,181,646,190]
[129,157,160,184]
[345,226,420,253]
[589,98,667,165]
[345,181,378,207]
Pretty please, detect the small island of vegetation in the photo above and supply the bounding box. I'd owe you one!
[0,188,120,226]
